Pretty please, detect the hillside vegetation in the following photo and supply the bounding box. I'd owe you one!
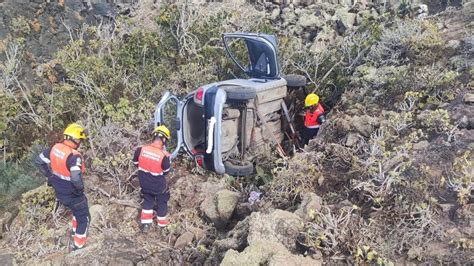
[0,0,472,264]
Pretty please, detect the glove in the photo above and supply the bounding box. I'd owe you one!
[317,114,326,124]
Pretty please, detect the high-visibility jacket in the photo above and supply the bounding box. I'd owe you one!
[304,103,325,128]
[50,141,85,181]
[138,142,170,176]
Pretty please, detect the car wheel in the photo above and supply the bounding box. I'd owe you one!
[224,161,254,176]
[222,86,257,101]
[283,74,306,87]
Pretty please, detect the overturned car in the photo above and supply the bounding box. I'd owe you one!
[155,32,312,176]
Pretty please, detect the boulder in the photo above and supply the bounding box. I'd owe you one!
[200,196,219,224]
[211,217,251,257]
[221,239,321,266]
[294,192,323,220]
[174,232,194,249]
[447,39,461,50]
[270,8,280,21]
[0,251,16,266]
[248,209,303,251]
[413,140,429,151]
[297,13,323,28]
[281,8,297,26]
[200,189,240,227]
[463,93,474,104]
[350,115,379,137]
[334,8,356,30]
[345,133,361,147]
[216,190,240,221]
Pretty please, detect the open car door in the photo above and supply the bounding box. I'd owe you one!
[222,32,280,79]
[154,91,185,160]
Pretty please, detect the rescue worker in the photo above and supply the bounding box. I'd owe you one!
[133,125,171,232]
[35,123,90,251]
[302,93,325,145]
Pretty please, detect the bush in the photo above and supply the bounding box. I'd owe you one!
[267,152,323,208]
[0,162,43,211]
[422,109,452,133]
[10,16,31,37]
[368,19,443,66]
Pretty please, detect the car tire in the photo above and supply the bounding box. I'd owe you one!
[222,86,257,101]
[283,74,306,87]
[224,161,254,176]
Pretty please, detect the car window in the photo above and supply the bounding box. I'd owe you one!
[224,36,278,78]
[225,37,252,73]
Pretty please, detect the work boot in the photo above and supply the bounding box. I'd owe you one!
[141,223,151,233]
[157,217,169,227]
[70,244,82,252]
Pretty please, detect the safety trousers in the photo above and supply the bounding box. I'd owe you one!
[140,192,169,224]
[302,127,319,145]
[62,195,90,248]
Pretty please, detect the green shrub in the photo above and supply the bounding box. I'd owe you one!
[0,162,43,211]
[368,19,443,66]
[10,16,31,37]
[422,109,452,133]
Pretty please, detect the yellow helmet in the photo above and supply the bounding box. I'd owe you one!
[305,93,319,107]
[153,125,171,139]
[64,123,87,140]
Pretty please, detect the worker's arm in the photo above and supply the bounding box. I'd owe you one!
[35,148,53,178]
[132,147,141,167]
[162,156,171,176]
[67,154,84,194]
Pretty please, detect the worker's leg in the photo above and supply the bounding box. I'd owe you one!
[156,192,169,227]
[155,177,170,227]
[302,127,319,145]
[140,192,154,225]
[70,195,90,249]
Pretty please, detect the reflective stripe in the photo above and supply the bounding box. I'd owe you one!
[73,234,87,248]
[70,166,81,171]
[52,171,71,181]
[138,167,163,176]
[39,153,50,163]
[157,217,169,227]
[133,161,138,165]
[141,150,162,161]
[141,209,154,224]
[306,125,320,129]
[72,216,77,232]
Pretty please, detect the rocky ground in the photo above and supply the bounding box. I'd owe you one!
[0,0,472,265]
